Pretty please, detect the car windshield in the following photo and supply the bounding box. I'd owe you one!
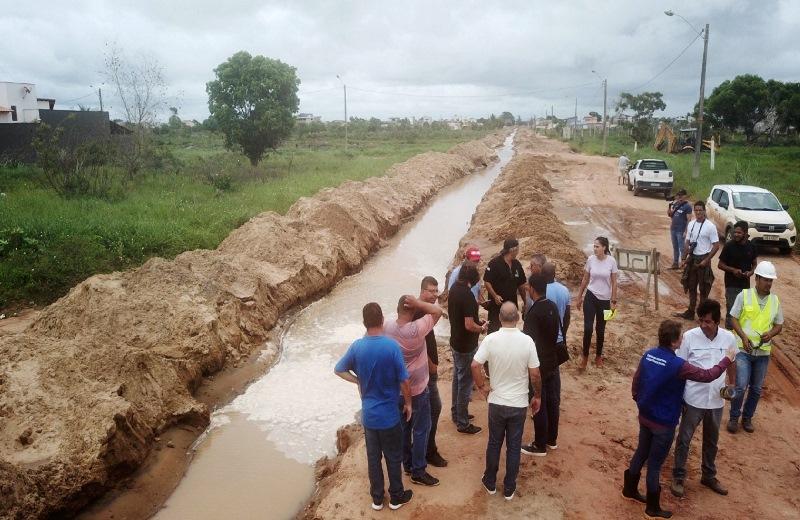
[640,160,668,170]
[732,191,783,211]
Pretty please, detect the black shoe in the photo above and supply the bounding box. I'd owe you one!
[481,476,497,495]
[673,310,695,320]
[371,497,384,511]
[621,469,646,504]
[427,451,448,467]
[727,418,739,433]
[457,424,482,435]
[389,490,413,510]
[669,479,684,497]
[742,417,755,433]
[644,487,673,518]
[468,414,475,420]
[700,477,728,495]
[411,471,440,487]
[520,443,547,457]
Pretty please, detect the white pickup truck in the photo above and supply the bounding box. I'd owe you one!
[706,184,796,254]
[625,159,673,198]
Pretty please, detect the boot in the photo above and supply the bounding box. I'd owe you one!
[644,487,673,519]
[621,469,646,504]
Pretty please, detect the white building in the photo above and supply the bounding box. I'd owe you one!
[0,82,54,123]
[296,113,321,124]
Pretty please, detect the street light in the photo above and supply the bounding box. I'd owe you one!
[591,70,608,155]
[336,74,348,151]
[665,9,709,179]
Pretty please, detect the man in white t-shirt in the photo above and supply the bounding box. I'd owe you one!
[677,200,720,320]
[618,154,630,185]
[471,302,541,501]
[670,299,734,498]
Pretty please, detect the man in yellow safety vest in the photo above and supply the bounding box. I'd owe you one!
[727,261,784,434]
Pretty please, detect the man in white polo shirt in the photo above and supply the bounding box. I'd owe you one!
[670,299,735,498]
[471,302,541,501]
[676,200,720,320]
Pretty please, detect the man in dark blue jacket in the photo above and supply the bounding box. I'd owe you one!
[622,320,735,519]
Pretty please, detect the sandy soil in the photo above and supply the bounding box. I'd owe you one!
[303,129,800,519]
[0,131,507,520]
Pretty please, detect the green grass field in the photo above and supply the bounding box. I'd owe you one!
[565,131,800,236]
[0,127,489,308]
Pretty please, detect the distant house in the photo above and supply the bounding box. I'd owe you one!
[296,113,321,124]
[0,82,56,123]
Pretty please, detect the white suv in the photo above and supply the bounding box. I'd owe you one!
[706,184,796,254]
[626,159,673,198]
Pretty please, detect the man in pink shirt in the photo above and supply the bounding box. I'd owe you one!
[385,294,443,487]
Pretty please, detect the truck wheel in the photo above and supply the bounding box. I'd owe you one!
[627,179,633,191]
[633,183,641,196]
[664,190,671,200]
[779,246,792,255]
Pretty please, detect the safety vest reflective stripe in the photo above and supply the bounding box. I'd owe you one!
[737,288,780,353]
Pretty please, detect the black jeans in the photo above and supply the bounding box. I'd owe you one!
[483,403,527,494]
[673,404,722,481]
[364,422,405,503]
[426,372,442,457]
[582,290,610,357]
[629,423,676,493]
[531,368,561,447]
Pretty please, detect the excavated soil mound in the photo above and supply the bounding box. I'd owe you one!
[0,132,505,520]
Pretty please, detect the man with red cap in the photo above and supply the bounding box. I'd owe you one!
[448,245,483,301]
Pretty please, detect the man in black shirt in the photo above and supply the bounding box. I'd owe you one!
[448,262,487,434]
[413,276,448,467]
[521,273,562,457]
[717,221,758,328]
[483,238,527,334]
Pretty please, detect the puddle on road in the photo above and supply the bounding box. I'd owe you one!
[154,134,515,519]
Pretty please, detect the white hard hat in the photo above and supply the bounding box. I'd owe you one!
[754,261,777,280]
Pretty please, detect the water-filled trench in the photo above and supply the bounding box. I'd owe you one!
[154,134,515,519]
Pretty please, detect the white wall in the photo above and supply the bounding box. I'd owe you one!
[0,82,41,123]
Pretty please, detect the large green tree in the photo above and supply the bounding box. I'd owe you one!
[704,74,770,143]
[616,91,666,120]
[207,51,300,165]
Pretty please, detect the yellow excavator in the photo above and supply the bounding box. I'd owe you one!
[653,122,720,153]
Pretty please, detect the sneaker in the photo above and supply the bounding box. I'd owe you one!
[371,498,384,511]
[742,417,755,433]
[427,452,448,467]
[594,356,604,368]
[468,414,475,420]
[481,477,497,495]
[700,477,728,495]
[727,418,739,433]
[504,490,515,501]
[546,442,558,450]
[521,443,547,457]
[411,471,440,487]
[673,310,695,320]
[389,490,413,510]
[578,356,588,370]
[670,479,684,497]
[457,424,482,435]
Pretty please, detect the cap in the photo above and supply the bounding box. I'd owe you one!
[502,238,519,252]
[465,246,481,261]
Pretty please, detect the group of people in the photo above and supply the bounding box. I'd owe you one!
[334,213,784,515]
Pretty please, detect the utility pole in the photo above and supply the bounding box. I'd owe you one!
[98,87,103,112]
[574,97,578,135]
[336,75,348,151]
[693,24,709,179]
[601,78,608,155]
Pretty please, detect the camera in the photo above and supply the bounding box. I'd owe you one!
[688,241,698,253]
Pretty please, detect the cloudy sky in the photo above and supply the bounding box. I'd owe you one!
[2,0,797,122]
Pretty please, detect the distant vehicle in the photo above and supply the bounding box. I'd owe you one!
[706,184,796,254]
[625,159,673,198]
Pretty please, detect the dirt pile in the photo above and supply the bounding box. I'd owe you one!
[0,131,506,520]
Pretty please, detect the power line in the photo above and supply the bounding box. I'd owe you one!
[630,32,702,92]
[346,81,598,100]
[59,91,96,104]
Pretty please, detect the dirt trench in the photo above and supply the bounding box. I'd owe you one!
[302,129,800,520]
[0,131,507,520]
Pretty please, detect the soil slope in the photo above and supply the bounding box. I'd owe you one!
[0,132,506,520]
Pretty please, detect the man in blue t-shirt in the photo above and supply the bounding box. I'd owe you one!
[667,189,692,269]
[335,303,414,511]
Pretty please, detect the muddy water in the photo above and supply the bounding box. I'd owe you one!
[153,134,515,519]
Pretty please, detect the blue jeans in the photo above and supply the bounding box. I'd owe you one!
[629,423,676,493]
[401,389,432,477]
[483,403,527,494]
[364,421,405,503]
[670,228,685,266]
[451,347,476,430]
[730,351,771,420]
[531,368,561,447]
[426,372,442,457]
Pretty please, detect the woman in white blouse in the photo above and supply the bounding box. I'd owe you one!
[577,237,618,369]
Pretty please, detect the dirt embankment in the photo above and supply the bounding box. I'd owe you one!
[301,129,800,520]
[0,131,506,520]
